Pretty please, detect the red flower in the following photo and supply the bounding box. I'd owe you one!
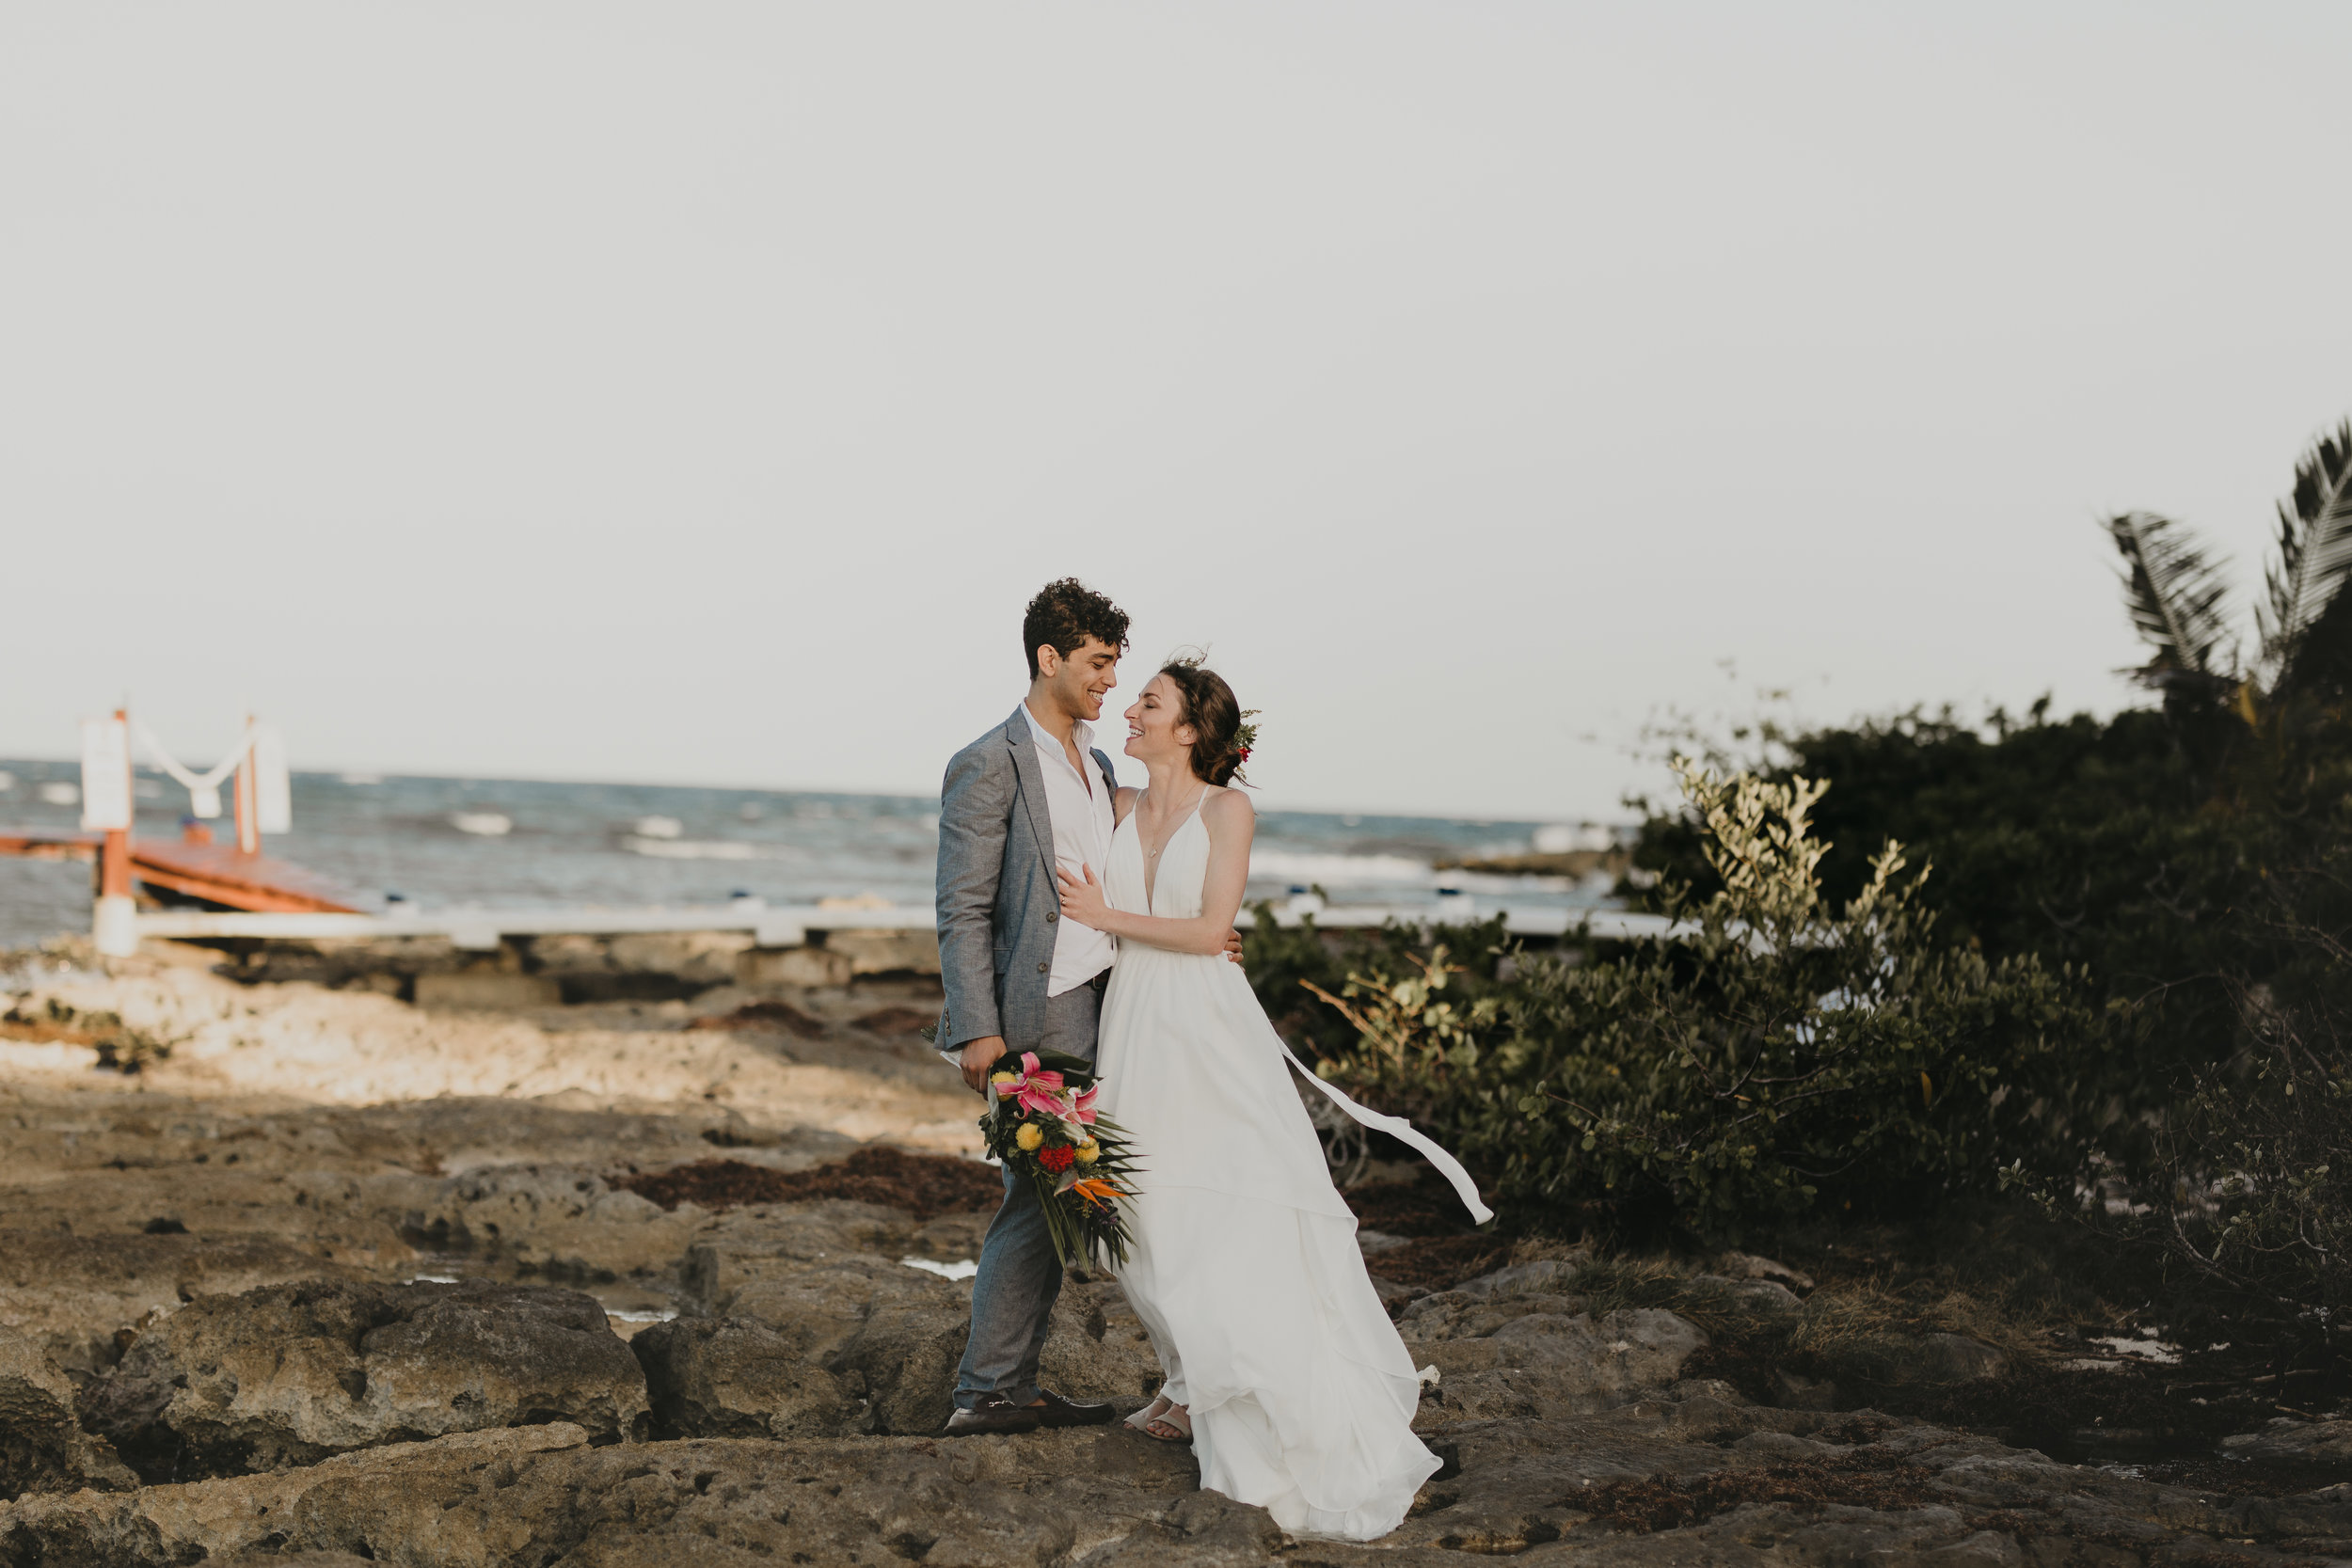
[1238,747,1251,760]
[1038,1145,1076,1173]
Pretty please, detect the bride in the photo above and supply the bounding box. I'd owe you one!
[1056,656,1491,1542]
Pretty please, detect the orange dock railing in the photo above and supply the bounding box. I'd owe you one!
[0,829,358,914]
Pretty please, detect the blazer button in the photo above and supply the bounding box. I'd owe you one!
[1037,961,1050,974]
[1046,911,1058,923]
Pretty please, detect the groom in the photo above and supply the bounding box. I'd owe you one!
[935,578,1241,1436]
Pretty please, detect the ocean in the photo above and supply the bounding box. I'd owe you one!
[0,757,1623,950]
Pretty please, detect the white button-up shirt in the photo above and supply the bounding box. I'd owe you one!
[1022,700,1118,995]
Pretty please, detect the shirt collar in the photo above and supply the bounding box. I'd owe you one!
[1022,699,1091,758]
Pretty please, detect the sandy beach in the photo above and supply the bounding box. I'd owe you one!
[3,944,980,1151]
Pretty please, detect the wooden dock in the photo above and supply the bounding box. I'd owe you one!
[0,830,360,914]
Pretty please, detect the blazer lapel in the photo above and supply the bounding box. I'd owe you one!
[1004,707,1058,884]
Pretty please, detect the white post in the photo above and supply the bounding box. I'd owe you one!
[92,894,138,958]
[232,712,260,854]
[84,709,138,958]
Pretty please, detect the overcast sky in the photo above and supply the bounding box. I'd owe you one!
[6,4,2350,820]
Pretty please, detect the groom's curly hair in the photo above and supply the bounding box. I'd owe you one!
[1023,578,1131,678]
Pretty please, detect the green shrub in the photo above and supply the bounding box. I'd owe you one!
[1239,898,1513,1069]
[1631,703,2352,1101]
[2054,874,2352,1365]
[1296,942,1501,1126]
[1317,761,2113,1243]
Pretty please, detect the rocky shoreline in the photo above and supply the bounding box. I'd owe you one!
[4,946,2349,1565]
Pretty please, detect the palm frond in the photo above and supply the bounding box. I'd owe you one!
[2106,511,2235,692]
[2259,420,2352,698]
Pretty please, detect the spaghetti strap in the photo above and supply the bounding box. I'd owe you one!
[1138,786,1214,908]
[1137,785,1212,827]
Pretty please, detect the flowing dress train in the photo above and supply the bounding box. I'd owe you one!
[1095,792,1491,1541]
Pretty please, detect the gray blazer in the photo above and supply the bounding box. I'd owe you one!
[934,706,1119,1057]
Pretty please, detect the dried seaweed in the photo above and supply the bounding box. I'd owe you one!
[618,1147,1002,1220]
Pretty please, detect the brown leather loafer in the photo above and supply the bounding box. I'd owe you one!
[943,1394,1043,1436]
[1033,1389,1117,1428]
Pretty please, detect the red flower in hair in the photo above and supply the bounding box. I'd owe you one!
[1230,709,1261,769]
[1038,1145,1076,1173]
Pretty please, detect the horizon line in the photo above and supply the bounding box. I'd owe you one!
[0,753,1638,828]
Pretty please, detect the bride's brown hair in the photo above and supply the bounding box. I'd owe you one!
[1157,656,1251,787]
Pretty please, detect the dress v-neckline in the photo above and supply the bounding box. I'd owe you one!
[1134,788,1209,910]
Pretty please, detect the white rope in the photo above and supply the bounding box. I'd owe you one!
[137,722,255,818]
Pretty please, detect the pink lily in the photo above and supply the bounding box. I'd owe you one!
[1009,1053,1073,1118]
[1069,1085,1100,1126]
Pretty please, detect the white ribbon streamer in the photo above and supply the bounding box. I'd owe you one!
[1281,1043,1496,1226]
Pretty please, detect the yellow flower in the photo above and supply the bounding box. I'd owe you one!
[1074,1138,1100,1164]
[1014,1122,1044,1151]
[991,1071,1018,1088]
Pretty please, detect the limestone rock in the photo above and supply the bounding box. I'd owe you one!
[79,1278,648,1480]
[7,1346,2343,1568]
[396,1163,697,1281]
[1715,1248,1817,1293]
[1397,1256,1706,1421]
[679,1205,987,1434]
[0,1420,596,1568]
[737,945,854,988]
[608,929,755,985]
[0,1230,356,1378]
[858,1310,971,1435]
[707,1251,941,1354]
[0,1423,1208,1568]
[1772,1367,1840,1410]
[1454,1258,1583,1299]
[1043,1279,1166,1402]
[855,1280,1168,1435]
[20,1030,2348,1568]
[822,928,942,976]
[411,971,561,1009]
[630,1316,854,1439]
[1078,1488,1287,1566]
[1690,1272,1806,1318]
[0,1329,135,1500]
[2222,1416,2352,1463]
[1917,1332,2009,1384]
[1729,1427,1830,1460]
[1397,1289,1583,1343]
[1411,1308,1708,1421]
[667,1229,1166,1437]
[686,1201,929,1303]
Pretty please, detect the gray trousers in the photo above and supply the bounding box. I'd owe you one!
[953,974,1104,1410]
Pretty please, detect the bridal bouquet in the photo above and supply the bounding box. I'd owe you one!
[979,1049,1138,1269]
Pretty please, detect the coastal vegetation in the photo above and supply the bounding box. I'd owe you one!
[1249,418,2352,1392]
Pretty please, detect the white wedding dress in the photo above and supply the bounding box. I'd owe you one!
[1094,790,1493,1541]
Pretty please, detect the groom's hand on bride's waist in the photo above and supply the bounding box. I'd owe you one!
[955,934,1243,1095]
[960,1036,1008,1095]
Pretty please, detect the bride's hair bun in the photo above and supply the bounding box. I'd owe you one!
[1158,653,1255,787]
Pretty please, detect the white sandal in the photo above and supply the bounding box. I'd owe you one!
[1123,1394,1192,1443]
